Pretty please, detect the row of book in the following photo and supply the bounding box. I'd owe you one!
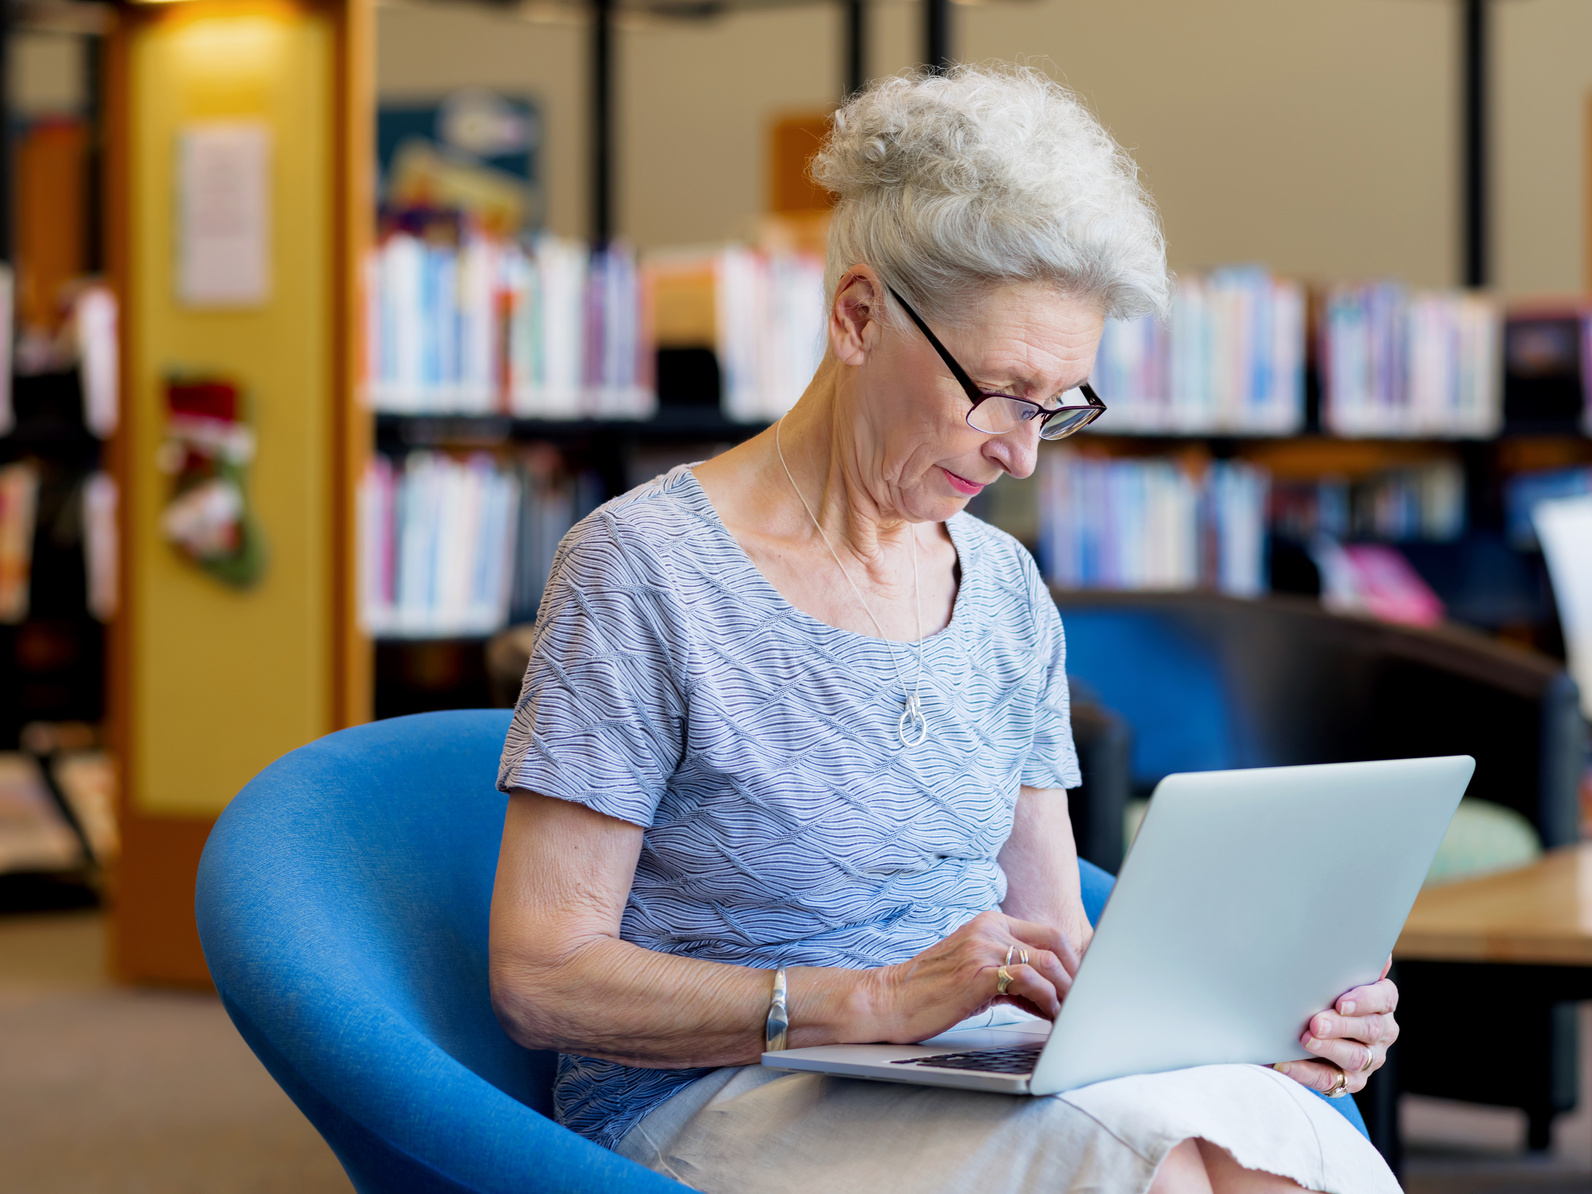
[364,230,1529,441]
[1036,450,1270,596]
[715,247,827,423]
[363,232,831,424]
[1270,462,1467,544]
[365,233,654,419]
[358,451,601,638]
[1092,274,1505,439]
[1091,267,1307,435]
[1320,284,1502,438]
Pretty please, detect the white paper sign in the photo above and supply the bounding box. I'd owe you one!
[177,122,272,307]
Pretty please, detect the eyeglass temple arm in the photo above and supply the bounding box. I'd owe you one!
[888,284,1107,417]
[884,284,987,404]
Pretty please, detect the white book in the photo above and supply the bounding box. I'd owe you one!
[394,455,430,630]
[436,458,478,632]
[717,247,765,423]
[82,471,119,621]
[1263,279,1306,435]
[1406,293,1452,437]
[380,236,426,413]
[538,236,587,418]
[457,238,500,414]
[1168,275,1213,433]
[76,286,120,437]
[357,459,391,633]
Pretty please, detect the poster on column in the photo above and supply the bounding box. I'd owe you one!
[176,121,272,307]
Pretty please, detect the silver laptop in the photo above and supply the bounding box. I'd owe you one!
[763,756,1473,1095]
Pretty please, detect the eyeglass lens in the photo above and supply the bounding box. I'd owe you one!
[966,393,1101,441]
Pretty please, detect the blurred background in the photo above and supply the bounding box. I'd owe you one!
[2,0,1592,1190]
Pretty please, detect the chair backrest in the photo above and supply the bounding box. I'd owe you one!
[196,709,686,1194]
[1056,591,1586,847]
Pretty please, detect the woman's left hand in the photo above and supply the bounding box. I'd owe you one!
[1273,958,1399,1097]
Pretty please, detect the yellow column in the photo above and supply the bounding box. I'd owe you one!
[108,0,370,983]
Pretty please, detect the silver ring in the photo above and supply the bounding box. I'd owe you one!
[1003,945,1032,968]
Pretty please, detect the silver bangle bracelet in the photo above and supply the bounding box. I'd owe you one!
[764,966,789,1053]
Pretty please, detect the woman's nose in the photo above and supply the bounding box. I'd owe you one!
[986,421,1043,480]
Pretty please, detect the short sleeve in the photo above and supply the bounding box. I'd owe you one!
[496,514,688,828]
[1020,557,1082,791]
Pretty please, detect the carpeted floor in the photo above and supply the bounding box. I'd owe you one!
[1399,1006,1592,1193]
[1,909,1589,1192]
[0,911,351,1194]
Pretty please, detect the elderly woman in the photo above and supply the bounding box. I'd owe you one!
[491,66,1400,1193]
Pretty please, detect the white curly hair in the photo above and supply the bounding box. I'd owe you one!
[811,63,1170,327]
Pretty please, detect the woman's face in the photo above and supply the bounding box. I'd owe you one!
[841,277,1106,525]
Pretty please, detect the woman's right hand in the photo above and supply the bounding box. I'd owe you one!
[868,910,1081,1044]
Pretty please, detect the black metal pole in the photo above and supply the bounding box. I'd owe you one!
[843,0,867,100]
[0,0,12,266]
[924,0,950,75]
[84,34,103,274]
[1461,0,1487,287]
[590,0,614,246]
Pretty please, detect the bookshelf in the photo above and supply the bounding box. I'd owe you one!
[360,242,1592,712]
[0,7,116,909]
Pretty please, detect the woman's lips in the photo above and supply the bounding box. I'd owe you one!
[941,467,986,496]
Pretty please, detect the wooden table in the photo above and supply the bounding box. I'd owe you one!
[1380,843,1592,1158]
[1396,842,1592,966]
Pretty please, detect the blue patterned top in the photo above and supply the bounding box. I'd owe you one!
[497,465,1080,1150]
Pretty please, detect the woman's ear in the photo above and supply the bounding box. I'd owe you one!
[828,267,885,366]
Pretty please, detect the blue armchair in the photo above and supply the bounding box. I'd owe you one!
[194,708,1357,1194]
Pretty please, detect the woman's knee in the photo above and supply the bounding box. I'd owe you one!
[1148,1139,1212,1194]
[1194,1139,1310,1193]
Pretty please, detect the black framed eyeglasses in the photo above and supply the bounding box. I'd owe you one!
[885,284,1106,442]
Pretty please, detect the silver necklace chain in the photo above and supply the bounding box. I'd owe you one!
[775,418,929,747]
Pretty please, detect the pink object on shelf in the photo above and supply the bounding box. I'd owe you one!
[1311,536,1446,628]
[1337,544,1446,627]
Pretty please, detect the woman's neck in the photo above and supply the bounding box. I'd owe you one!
[774,360,917,571]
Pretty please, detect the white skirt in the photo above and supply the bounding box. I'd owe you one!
[615,1060,1402,1194]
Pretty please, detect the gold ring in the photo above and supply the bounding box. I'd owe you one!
[1003,946,1032,969]
[996,966,1015,995]
[1359,1044,1377,1073]
[1323,1066,1349,1098]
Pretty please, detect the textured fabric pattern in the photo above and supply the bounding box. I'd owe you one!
[614,1059,1398,1194]
[498,465,1081,1150]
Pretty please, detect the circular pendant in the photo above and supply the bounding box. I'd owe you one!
[898,693,929,748]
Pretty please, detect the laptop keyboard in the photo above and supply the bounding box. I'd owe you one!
[889,1042,1044,1075]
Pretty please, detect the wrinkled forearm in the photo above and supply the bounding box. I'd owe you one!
[489,929,886,1069]
[998,785,1091,949]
